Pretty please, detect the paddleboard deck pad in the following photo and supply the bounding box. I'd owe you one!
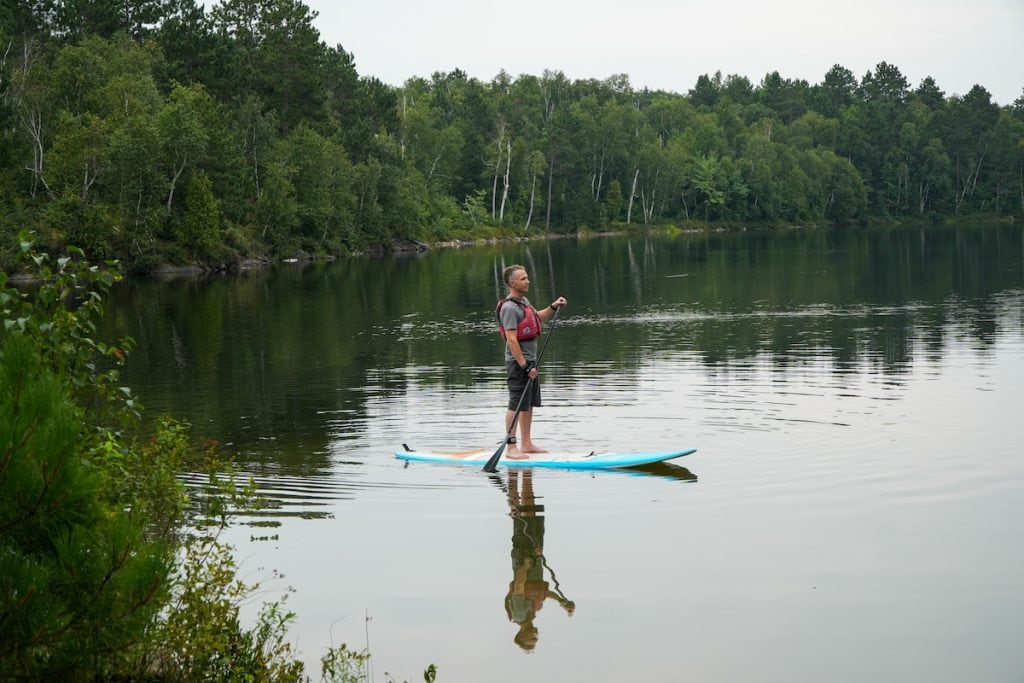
[395,445,696,470]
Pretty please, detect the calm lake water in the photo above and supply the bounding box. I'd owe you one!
[103,225,1024,682]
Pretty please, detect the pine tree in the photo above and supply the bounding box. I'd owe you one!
[182,169,221,258]
[0,319,172,678]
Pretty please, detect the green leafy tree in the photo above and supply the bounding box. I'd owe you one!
[398,77,466,197]
[605,178,623,222]
[257,158,299,250]
[208,0,263,100]
[540,103,587,231]
[108,108,161,235]
[51,0,123,40]
[693,153,728,220]
[346,156,381,242]
[987,111,1024,214]
[516,147,547,232]
[819,150,867,221]
[232,94,277,216]
[45,111,109,201]
[322,46,398,160]
[211,0,324,131]
[156,0,224,86]
[158,82,214,212]
[860,62,909,104]
[855,62,912,213]
[645,94,697,142]
[255,0,324,131]
[689,72,721,108]
[720,74,756,107]
[943,84,999,214]
[181,169,220,257]
[913,76,945,111]
[280,124,358,249]
[759,71,809,124]
[811,64,857,118]
[784,111,840,151]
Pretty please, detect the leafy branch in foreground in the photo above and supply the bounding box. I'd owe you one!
[0,239,300,680]
[0,241,175,678]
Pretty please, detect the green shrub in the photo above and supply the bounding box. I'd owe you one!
[1,238,437,681]
[0,238,304,680]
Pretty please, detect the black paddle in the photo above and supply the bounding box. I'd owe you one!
[483,304,562,473]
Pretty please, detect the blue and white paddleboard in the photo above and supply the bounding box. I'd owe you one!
[395,446,696,470]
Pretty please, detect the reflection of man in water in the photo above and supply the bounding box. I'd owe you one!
[504,470,574,652]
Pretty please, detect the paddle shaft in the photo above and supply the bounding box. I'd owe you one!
[482,305,562,472]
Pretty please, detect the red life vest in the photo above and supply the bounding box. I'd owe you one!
[496,297,542,341]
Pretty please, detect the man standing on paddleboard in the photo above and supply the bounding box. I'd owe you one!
[497,265,567,458]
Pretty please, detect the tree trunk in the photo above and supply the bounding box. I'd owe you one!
[167,162,186,211]
[641,188,655,224]
[626,168,639,224]
[11,39,54,199]
[970,145,987,195]
[136,180,144,227]
[528,172,536,233]
[545,155,555,231]
[21,108,52,199]
[399,93,408,161]
[642,170,659,223]
[491,171,499,219]
[246,123,261,201]
[82,155,99,199]
[491,129,503,219]
[427,154,441,182]
[499,140,511,222]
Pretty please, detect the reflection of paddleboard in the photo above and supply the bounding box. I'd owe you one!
[610,460,698,482]
[395,446,696,470]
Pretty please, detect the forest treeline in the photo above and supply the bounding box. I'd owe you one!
[2,0,1023,271]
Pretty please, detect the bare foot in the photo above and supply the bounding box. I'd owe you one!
[520,443,548,454]
[505,447,530,460]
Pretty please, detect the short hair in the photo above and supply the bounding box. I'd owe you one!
[503,264,525,286]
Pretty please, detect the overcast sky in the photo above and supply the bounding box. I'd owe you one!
[300,0,1023,105]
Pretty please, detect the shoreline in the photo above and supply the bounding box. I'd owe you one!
[4,216,1015,282]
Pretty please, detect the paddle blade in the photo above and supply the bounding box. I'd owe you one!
[482,442,506,472]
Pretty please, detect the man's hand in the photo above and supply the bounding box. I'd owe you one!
[520,360,538,379]
[550,296,567,310]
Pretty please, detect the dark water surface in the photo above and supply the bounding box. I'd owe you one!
[104,225,1024,681]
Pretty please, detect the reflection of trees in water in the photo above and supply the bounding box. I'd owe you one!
[98,225,1022,473]
[566,225,1022,376]
[503,470,574,652]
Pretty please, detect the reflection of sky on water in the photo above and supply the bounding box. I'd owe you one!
[222,316,1023,679]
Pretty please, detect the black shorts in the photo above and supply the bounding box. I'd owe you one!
[506,361,542,411]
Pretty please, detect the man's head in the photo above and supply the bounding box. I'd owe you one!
[503,265,530,295]
[513,622,539,651]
